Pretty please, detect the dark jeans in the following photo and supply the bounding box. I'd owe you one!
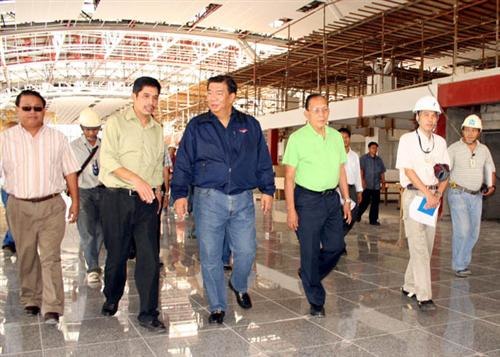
[357,189,381,224]
[1,189,14,247]
[76,187,104,272]
[295,186,345,306]
[100,188,160,322]
[343,185,359,236]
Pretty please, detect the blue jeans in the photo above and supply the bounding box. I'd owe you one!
[448,188,482,271]
[77,187,104,272]
[1,189,14,247]
[193,187,256,312]
[295,186,345,306]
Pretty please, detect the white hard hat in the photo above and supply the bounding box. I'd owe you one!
[461,114,482,130]
[78,108,101,128]
[413,95,442,114]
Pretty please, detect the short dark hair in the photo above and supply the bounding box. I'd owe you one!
[338,127,351,137]
[207,75,237,95]
[305,93,326,110]
[132,76,161,95]
[15,90,46,108]
[368,141,379,148]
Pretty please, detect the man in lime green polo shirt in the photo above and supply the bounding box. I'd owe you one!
[283,93,352,317]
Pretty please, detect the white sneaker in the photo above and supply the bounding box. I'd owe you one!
[87,271,100,284]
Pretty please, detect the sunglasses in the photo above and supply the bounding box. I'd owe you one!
[21,106,44,112]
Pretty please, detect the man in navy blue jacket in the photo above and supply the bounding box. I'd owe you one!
[171,75,275,324]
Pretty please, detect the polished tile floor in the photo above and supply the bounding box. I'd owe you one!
[1,199,500,356]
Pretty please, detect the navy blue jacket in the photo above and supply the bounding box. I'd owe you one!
[171,108,275,200]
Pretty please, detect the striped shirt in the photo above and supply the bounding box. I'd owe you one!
[448,139,495,191]
[0,125,80,199]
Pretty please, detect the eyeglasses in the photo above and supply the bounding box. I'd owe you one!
[309,107,329,114]
[20,106,44,112]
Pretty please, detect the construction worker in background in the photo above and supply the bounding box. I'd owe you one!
[70,108,104,285]
[448,114,496,277]
[396,95,450,311]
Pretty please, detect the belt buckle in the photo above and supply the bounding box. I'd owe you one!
[450,182,457,189]
[128,190,135,196]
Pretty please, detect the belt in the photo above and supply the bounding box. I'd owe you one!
[106,187,156,196]
[348,184,355,187]
[296,184,337,196]
[406,184,438,191]
[450,182,480,195]
[13,193,60,203]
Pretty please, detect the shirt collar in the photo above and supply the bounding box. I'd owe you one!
[19,123,46,137]
[80,135,100,148]
[201,107,242,125]
[416,128,433,143]
[124,107,158,129]
[305,122,331,138]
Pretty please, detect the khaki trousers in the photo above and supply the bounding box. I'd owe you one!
[401,189,436,301]
[6,195,66,315]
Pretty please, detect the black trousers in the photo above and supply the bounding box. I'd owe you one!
[357,189,381,224]
[295,186,345,306]
[100,188,160,321]
[343,184,359,236]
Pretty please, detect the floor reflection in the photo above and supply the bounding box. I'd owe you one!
[1,199,500,356]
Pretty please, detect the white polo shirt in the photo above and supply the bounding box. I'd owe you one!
[396,128,450,188]
[346,148,363,192]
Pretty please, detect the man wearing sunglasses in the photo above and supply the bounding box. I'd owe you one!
[70,108,104,286]
[0,89,80,324]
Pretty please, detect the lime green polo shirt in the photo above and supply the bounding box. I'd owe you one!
[282,123,346,191]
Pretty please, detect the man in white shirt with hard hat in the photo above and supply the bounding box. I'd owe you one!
[396,95,450,311]
[448,114,496,278]
[70,108,104,285]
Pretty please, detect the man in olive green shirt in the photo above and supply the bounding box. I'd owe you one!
[99,76,165,332]
[283,93,351,317]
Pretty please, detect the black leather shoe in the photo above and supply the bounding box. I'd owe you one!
[370,221,381,226]
[2,244,16,254]
[44,312,59,324]
[101,301,119,316]
[24,306,40,315]
[310,304,325,317]
[228,280,252,309]
[208,310,225,324]
[139,317,166,332]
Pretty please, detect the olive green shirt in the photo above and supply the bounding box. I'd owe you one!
[282,123,346,191]
[99,107,163,189]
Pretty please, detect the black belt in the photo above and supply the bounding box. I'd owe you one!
[13,193,59,203]
[296,184,337,196]
[406,184,438,190]
[348,184,355,187]
[106,187,156,196]
[450,182,480,195]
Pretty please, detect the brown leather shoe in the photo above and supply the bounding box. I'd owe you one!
[44,312,60,324]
